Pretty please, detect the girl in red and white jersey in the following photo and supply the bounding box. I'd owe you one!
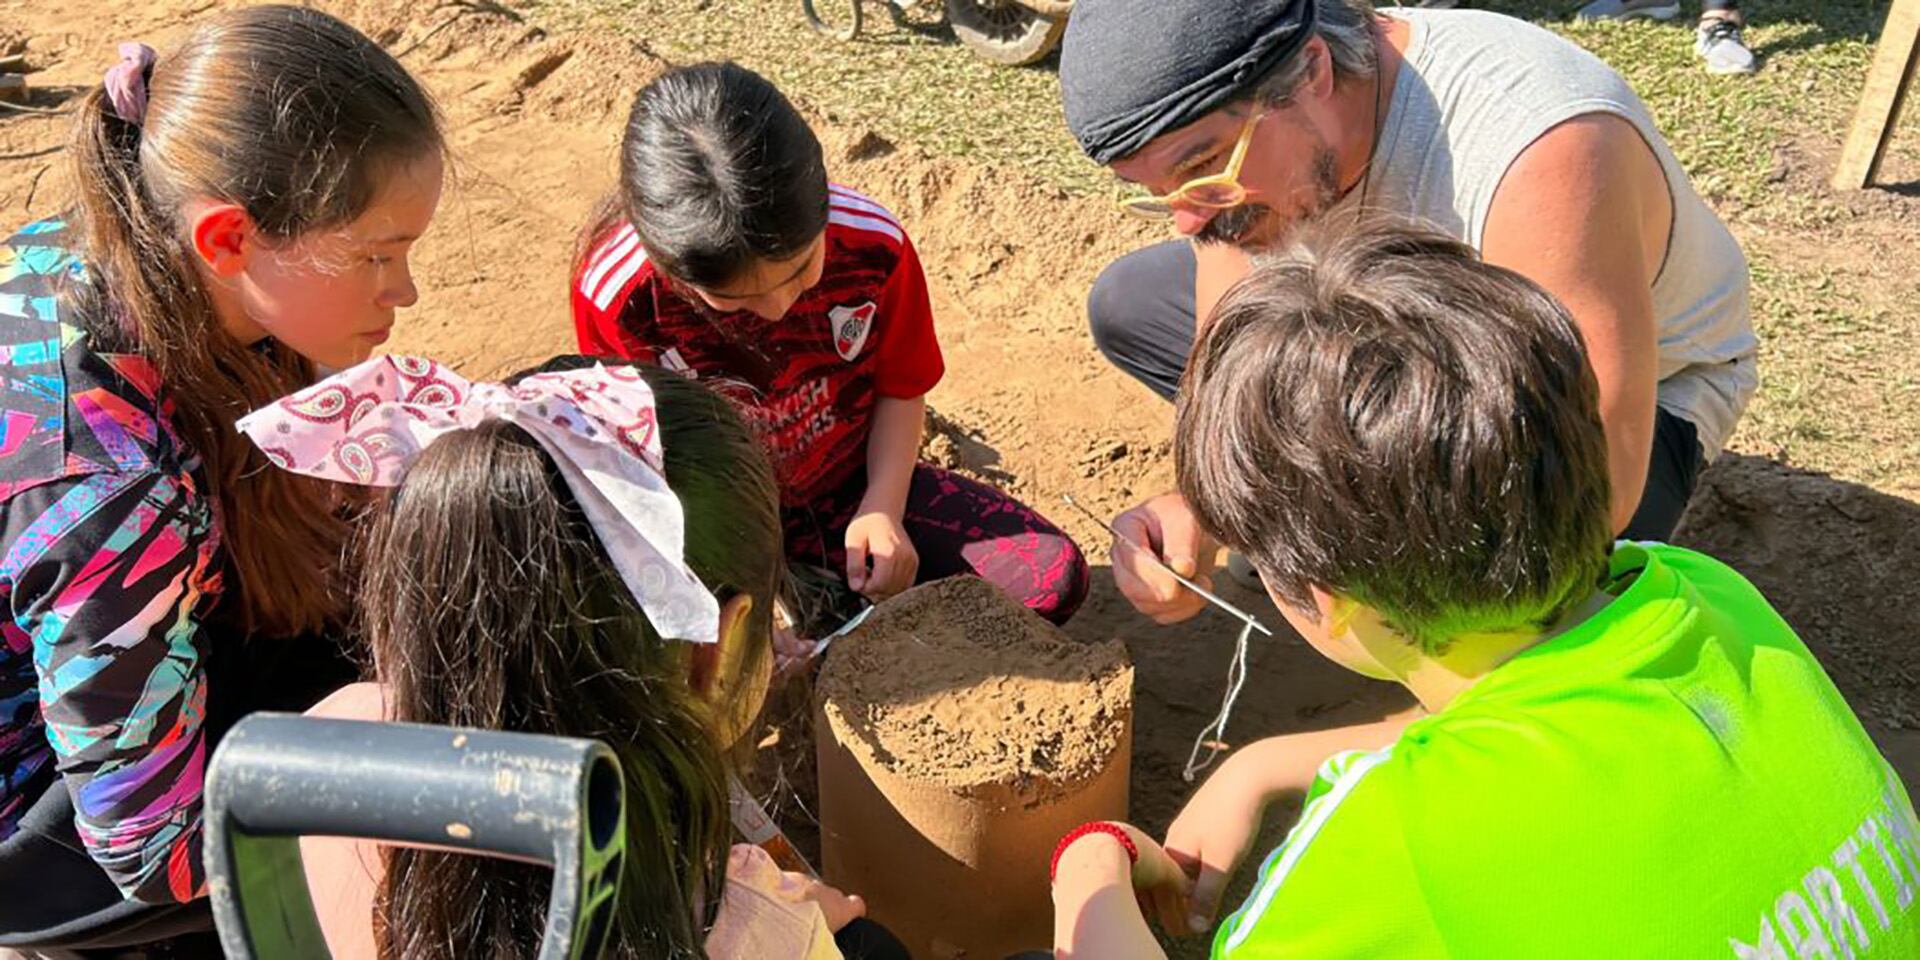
[573,63,1087,646]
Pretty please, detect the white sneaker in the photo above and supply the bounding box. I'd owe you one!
[1577,0,1682,19]
[1696,17,1758,74]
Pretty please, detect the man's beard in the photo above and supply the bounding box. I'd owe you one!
[1196,146,1343,249]
[1195,201,1273,246]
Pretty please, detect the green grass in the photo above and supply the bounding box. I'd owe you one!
[1565,10,1905,213]
[529,0,1104,191]
[1743,241,1920,491]
[532,0,1913,210]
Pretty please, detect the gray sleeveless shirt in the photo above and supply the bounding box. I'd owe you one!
[1358,9,1757,458]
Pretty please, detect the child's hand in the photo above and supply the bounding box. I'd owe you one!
[1122,824,1199,937]
[1161,755,1272,934]
[1055,822,1194,936]
[845,511,918,601]
[772,622,817,675]
[788,874,867,932]
[770,600,817,674]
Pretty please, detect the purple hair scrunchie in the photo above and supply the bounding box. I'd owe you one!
[103,42,157,126]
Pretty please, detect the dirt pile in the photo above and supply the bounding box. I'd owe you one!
[818,575,1132,795]
[815,576,1133,958]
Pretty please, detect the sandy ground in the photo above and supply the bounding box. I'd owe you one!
[5,0,1919,951]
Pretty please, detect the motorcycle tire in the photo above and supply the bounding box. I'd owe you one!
[804,0,864,42]
[945,0,1067,66]
[1020,0,1074,16]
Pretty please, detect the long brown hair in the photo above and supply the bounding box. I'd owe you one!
[67,5,443,635]
[364,361,782,959]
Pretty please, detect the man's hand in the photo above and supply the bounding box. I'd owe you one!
[1111,492,1216,624]
[845,511,919,601]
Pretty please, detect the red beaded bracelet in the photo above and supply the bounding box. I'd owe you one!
[1049,821,1139,883]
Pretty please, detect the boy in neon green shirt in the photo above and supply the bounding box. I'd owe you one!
[1049,222,1920,959]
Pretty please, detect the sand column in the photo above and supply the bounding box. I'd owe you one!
[815,577,1134,959]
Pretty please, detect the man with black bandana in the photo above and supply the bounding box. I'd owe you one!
[1062,0,1756,626]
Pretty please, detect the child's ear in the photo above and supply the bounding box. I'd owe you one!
[1329,594,1419,682]
[1320,591,1359,636]
[701,594,771,748]
[188,202,258,278]
[688,593,759,700]
[687,637,720,697]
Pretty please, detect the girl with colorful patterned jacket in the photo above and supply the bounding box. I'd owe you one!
[0,5,442,941]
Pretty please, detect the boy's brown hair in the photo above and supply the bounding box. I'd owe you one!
[1175,220,1613,650]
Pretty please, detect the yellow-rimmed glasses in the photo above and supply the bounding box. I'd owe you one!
[1116,109,1266,220]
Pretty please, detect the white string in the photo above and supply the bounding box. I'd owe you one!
[1050,494,1271,782]
[1182,615,1256,782]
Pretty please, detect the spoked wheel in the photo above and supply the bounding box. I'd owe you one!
[945,0,1067,66]
[804,0,865,41]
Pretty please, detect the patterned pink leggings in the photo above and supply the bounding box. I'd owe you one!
[783,463,1089,624]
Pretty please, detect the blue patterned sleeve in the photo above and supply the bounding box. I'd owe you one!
[2,467,218,903]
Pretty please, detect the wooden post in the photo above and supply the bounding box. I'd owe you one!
[1834,0,1920,190]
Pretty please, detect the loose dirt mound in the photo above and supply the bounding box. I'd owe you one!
[818,576,1132,795]
[815,576,1132,960]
